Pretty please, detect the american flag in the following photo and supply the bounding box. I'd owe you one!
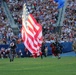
[21,3,43,56]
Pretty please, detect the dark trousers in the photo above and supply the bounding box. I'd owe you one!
[41,52,46,59]
[9,49,15,62]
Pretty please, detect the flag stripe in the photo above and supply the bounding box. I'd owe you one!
[22,26,37,53]
[23,20,40,50]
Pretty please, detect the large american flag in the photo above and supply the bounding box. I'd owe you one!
[21,3,43,56]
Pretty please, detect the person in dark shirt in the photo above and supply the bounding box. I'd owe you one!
[40,42,46,59]
[9,41,16,62]
[54,40,63,59]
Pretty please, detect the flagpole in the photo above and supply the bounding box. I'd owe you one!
[56,0,67,37]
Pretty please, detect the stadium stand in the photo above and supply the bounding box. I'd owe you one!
[0,0,76,57]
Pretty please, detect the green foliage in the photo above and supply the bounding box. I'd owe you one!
[0,57,76,75]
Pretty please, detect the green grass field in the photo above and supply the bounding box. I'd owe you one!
[0,56,76,75]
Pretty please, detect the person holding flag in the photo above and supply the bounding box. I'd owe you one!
[40,41,47,59]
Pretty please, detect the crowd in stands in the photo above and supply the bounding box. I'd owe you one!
[61,0,76,42]
[0,0,76,45]
[0,2,14,44]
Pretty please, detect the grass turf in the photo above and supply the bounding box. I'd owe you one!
[0,56,76,75]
